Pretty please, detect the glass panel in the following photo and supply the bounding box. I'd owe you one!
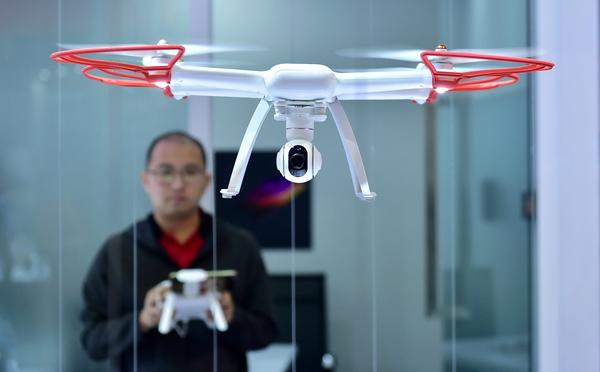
[0,2,60,370]
[211,1,447,371]
[440,2,532,372]
[213,1,532,371]
[1,0,194,370]
[57,1,193,369]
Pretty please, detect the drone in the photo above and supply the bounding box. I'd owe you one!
[51,41,554,200]
[158,268,236,335]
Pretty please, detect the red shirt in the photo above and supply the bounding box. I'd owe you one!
[160,230,205,268]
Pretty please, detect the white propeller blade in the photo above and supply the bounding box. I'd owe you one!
[58,43,158,57]
[58,42,265,59]
[338,47,543,64]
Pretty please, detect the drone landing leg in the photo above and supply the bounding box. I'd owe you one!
[327,99,377,201]
[220,98,273,198]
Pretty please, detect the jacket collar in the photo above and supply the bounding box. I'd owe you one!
[130,208,215,257]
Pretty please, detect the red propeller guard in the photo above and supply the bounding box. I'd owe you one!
[420,50,554,101]
[51,45,185,93]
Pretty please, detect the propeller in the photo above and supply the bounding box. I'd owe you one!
[58,40,266,59]
[169,269,237,282]
[337,46,543,64]
[335,65,508,74]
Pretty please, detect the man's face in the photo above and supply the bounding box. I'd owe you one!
[141,139,211,219]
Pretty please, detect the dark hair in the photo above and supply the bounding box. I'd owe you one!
[145,131,207,169]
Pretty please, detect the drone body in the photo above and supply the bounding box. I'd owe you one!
[169,62,434,200]
[169,63,432,102]
[51,42,553,200]
[158,269,236,335]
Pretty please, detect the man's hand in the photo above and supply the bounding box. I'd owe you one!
[219,291,235,323]
[139,282,170,333]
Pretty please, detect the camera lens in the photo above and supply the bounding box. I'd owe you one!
[288,145,308,177]
[290,153,305,170]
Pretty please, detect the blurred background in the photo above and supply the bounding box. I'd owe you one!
[0,0,596,371]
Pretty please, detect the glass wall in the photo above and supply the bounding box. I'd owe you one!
[0,0,532,371]
[438,2,532,372]
[1,1,193,370]
[211,1,533,371]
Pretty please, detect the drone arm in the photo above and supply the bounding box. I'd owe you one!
[327,99,376,200]
[334,69,432,95]
[168,87,264,99]
[208,294,228,331]
[220,98,273,198]
[158,292,176,334]
[170,64,266,95]
[336,88,432,103]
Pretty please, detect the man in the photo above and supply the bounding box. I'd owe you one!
[80,131,276,372]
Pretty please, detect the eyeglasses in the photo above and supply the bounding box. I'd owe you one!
[147,166,205,184]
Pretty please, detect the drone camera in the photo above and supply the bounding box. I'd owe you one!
[289,145,308,177]
[277,139,322,183]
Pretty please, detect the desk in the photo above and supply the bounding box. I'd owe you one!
[248,343,297,372]
[445,335,528,372]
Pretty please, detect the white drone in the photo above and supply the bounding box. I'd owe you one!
[52,40,553,200]
[158,269,236,335]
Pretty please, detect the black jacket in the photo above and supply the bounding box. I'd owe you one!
[80,210,277,372]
